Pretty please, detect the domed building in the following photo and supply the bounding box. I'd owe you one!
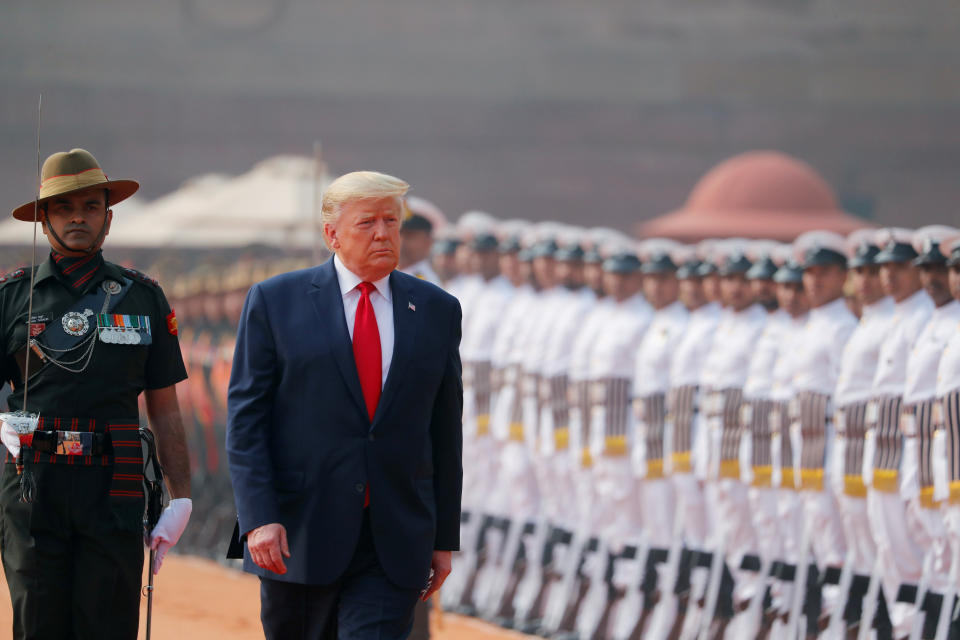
[638,151,870,241]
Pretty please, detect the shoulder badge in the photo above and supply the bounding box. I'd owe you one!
[166,310,179,336]
[0,268,27,287]
[122,267,159,287]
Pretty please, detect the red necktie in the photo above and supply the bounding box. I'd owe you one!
[353,282,381,507]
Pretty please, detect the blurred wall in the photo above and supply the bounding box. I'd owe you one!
[2,0,959,232]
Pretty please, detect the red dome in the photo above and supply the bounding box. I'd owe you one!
[639,151,870,242]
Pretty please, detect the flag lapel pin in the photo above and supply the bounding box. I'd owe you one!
[408,301,416,312]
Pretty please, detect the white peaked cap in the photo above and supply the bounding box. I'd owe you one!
[874,227,914,247]
[793,230,847,263]
[845,228,878,258]
[911,225,959,254]
[405,196,448,230]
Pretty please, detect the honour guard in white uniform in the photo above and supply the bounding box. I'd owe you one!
[399,195,447,286]
[759,250,811,636]
[607,240,688,640]
[784,231,858,636]
[864,228,934,637]
[539,236,619,637]
[646,243,722,640]
[698,240,768,636]
[832,228,897,637]
[460,231,515,550]
[575,249,652,639]
[933,233,960,640]
[896,226,960,638]
[738,243,807,637]
[509,238,595,629]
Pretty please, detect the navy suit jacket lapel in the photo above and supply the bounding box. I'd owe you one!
[308,260,368,419]
[372,272,416,428]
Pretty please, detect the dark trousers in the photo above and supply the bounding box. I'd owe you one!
[0,461,143,640]
[260,511,421,640]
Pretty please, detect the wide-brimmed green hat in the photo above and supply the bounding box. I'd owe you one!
[12,148,139,221]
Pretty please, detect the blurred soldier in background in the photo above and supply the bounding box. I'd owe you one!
[399,196,447,286]
[576,247,651,640]
[646,243,721,640]
[431,234,461,287]
[697,240,766,637]
[934,234,960,640]
[895,226,960,638]
[831,228,895,637]
[732,241,795,638]
[865,228,934,638]
[786,231,857,637]
[615,239,686,639]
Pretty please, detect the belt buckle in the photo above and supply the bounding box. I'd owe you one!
[56,431,93,456]
[591,382,605,404]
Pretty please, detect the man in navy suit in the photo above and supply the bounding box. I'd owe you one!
[227,171,463,639]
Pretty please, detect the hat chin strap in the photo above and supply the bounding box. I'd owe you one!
[46,216,108,256]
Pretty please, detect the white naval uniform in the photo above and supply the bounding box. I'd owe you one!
[586,293,652,549]
[400,258,441,287]
[631,301,689,551]
[833,296,896,575]
[666,301,721,550]
[643,302,721,640]
[764,312,808,619]
[789,297,857,622]
[901,300,960,595]
[447,273,486,333]
[699,303,767,604]
[740,310,796,595]
[566,297,614,529]
[537,287,596,527]
[935,316,960,605]
[865,290,933,628]
[460,276,515,515]
[487,284,544,521]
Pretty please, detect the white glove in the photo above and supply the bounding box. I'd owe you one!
[1,419,20,458]
[148,498,193,574]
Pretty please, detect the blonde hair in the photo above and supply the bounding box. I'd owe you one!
[321,171,410,228]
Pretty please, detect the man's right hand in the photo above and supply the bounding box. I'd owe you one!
[247,523,291,575]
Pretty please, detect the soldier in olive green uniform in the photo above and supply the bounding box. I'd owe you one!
[0,149,193,639]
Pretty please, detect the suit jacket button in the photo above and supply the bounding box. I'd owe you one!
[368,433,376,442]
[355,483,365,493]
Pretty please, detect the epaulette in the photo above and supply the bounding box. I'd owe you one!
[0,268,27,288]
[122,266,160,288]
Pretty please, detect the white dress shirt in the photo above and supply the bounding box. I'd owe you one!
[701,304,768,391]
[792,297,857,396]
[769,314,809,403]
[936,320,960,397]
[743,309,791,400]
[872,289,934,397]
[568,298,614,382]
[461,276,515,362]
[588,293,653,380]
[541,287,597,378]
[633,300,689,396]
[520,287,570,375]
[334,254,394,388]
[669,302,721,389]
[904,300,960,405]
[399,258,441,287]
[491,284,538,370]
[835,297,896,407]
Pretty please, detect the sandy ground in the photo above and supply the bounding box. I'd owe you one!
[0,554,529,640]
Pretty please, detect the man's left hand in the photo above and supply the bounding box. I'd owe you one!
[421,550,452,601]
[148,498,193,574]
